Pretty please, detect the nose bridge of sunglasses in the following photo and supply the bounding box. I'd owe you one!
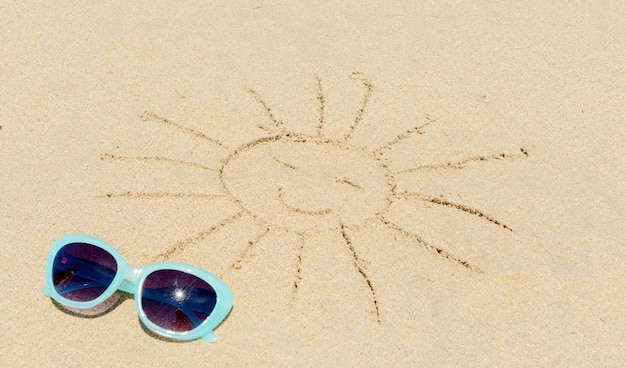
[117,268,142,294]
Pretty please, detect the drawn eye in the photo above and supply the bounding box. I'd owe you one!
[271,155,298,170]
[335,177,363,191]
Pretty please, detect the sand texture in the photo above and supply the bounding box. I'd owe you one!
[0,1,624,366]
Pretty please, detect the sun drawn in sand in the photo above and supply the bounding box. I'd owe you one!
[101,72,527,323]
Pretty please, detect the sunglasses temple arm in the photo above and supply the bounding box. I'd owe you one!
[54,265,113,295]
[182,307,204,327]
[55,278,134,296]
[53,256,135,295]
[141,288,209,327]
[55,280,112,295]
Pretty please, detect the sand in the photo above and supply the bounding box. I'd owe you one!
[0,1,624,366]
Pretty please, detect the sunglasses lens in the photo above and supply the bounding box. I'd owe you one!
[141,270,217,333]
[52,243,118,302]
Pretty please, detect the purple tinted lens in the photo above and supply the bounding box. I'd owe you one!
[141,270,217,333]
[52,243,118,302]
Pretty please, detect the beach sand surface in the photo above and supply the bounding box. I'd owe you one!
[0,1,624,366]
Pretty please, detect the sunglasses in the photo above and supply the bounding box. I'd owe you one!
[43,234,233,342]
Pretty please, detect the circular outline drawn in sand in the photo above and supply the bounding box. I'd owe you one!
[219,133,391,232]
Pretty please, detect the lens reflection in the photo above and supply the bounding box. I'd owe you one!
[52,243,118,302]
[141,270,217,332]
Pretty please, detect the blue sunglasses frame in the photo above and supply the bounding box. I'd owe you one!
[43,234,234,342]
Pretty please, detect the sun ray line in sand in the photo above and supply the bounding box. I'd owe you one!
[248,89,285,135]
[293,232,305,294]
[340,222,381,323]
[228,226,272,271]
[315,75,326,138]
[378,215,482,272]
[139,112,231,150]
[97,192,225,200]
[343,72,373,142]
[155,211,244,262]
[399,191,514,231]
[373,119,434,155]
[395,148,529,173]
[100,153,214,171]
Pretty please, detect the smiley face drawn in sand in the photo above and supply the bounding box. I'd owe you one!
[220,134,390,232]
[101,73,528,322]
